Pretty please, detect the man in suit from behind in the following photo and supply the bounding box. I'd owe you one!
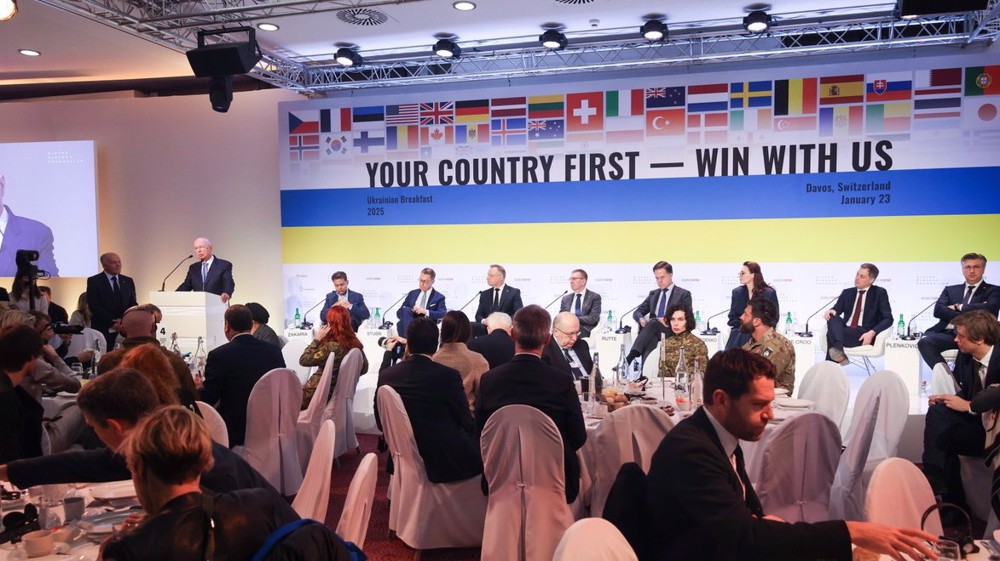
[176,237,235,303]
[467,312,515,370]
[199,305,285,448]
[319,271,370,332]
[823,263,892,364]
[559,268,602,338]
[476,305,587,503]
[86,252,138,351]
[396,267,447,337]
[625,261,693,364]
[474,264,523,333]
[919,252,1000,370]
[0,174,59,277]
[542,311,593,379]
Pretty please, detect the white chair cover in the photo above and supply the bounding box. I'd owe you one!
[324,348,364,459]
[65,327,106,358]
[754,412,842,523]
[959,455,993,524]
[865,457,942,536]
[829,395,880,521]
[931,362,960,395]
[195,400,229,448]
[643,347,660,379]
[296,351,337,470]
[843,370,909,469]
[376,386,486,550]
[336,452,378,548]
[589,404,674,516]
[795,361,850,427]
[292,419,336,520]
[480,404,574,561]
[242,368,304,496]
[281,338,313,385]
[551,518,638,561]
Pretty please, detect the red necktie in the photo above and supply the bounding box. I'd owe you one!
[849,290,866,328]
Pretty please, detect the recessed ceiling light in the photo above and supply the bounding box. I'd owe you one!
[257,22,279,32]
[18,49,40,57]
[452,1,476,11]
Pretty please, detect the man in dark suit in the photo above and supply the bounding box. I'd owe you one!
[38,287,67,324]
[923,310,1000,509]
[542,311,593,379]
[467,312,514,369]
[824,262,893,363]
[86,253,138,351]
[200,305,285,447]
[396,267,446,336]
[559,268,602,338]
[177,237,235,303]
[647,349,936,561]
[319,271,370,332]
[919,253,1000,370]
[477,305,587,503]
[473,265,523,337]
[625,261,693,364]
[374,317,481,484]
[0,175,59,277]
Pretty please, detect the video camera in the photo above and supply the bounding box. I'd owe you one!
[52,322,85,335]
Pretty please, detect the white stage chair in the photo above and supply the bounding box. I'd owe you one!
[241,368,304,496]
[292,419,336,521]
[195,400,229,448]
[336,452,378,548]
[796,361,851,428]
[325,348,364,459]
[821,327,891,375]
[864,457,942,536]
[552,518,638,561]
[281,338,313,385]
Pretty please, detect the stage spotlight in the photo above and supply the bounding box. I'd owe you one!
[0,0,18,21]
[433,39,461,59]
[640,20,667,41]
[186,27,260,113]
[335,47,363,67]
[743,10,772,33]
[539,29,567,50]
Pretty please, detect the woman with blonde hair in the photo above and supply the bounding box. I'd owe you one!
[298,305,368,409]
[69,292,92,327]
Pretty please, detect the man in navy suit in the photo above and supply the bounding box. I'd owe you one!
[177,237,235,303]
[86,252,138,351]
[0,175,59,277]
[319,271,370,332]
[625,261,693,364]
[918,253,1000,370]
[559,268,602,338]
[823,263,892,364]
[467,312,515,369]
[474,264,523,332]
[396,267,446,336]
[200,305,285,447]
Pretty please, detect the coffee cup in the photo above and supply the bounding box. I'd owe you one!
[22,529,55,557]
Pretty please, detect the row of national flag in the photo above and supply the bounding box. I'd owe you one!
[287,65,1000,161]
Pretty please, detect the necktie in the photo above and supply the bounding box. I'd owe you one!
[656,289,668,318]
[493,288,500,311]
[733,445,762,515]
[849,289,866,328]
[419,291,428,309]
[965,285,976,305]
[201,262,209,285]
[563,349,585,379]
[111,276,121,300]
[574,293,583,317]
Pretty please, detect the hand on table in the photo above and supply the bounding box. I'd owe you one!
[845,521,936,561]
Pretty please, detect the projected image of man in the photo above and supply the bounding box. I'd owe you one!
[0,174,59,277]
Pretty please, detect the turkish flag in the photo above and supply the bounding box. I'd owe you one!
[567,92,604,132]
[646,108,685,136]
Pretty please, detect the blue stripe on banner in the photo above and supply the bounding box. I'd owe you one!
[280,166,1000,227]
[688,101,729,113]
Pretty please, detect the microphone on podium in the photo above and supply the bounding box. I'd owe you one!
[796,297,838,338]
[700,309,729,336]
[544,291,568,310]
[900,299,936,341]
[160,255,193,291]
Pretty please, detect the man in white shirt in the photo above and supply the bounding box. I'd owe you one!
[396,267,447,337]
[559,268,602,337]
[473,264,522,330]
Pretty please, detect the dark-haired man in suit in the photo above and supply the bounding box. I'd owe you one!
[473,264,523,337]
[823,263,892,364]
[625,261,693,364]
[319,271,370,332]
[177,237,235,303]
[86,252,138,351]
[559,268,602,337]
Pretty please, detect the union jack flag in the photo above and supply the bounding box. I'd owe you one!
[529,120,548,131]
[646,88,666,99]
[420,102,455,125]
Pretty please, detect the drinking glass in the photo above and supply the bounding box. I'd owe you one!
[933,539,961,561]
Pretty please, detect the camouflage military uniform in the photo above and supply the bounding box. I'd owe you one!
[658,331,709,378]
[742,327,796,392]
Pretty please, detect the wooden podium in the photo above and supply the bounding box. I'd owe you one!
[149,291,227,354]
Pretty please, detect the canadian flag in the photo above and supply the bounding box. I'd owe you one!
[566,92,604,132]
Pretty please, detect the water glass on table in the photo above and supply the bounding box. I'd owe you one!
[933,539,961,561]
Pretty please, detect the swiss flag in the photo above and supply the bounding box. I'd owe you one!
[567,92,604,132]
[646,108,685,136]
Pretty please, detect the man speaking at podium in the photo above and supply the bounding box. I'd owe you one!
[177,237,235,303]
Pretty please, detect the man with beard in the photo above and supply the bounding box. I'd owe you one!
[739,297,796,393]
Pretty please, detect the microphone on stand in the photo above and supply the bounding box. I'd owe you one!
[460,290,485,312]
[616,302,642,334]
[298,299,326,329]
[796,297,838,338]
[700,308,729,336]
[544,291,568,310]
[900,299,936,341]
[379,293,408,330]
[160,255,193,291]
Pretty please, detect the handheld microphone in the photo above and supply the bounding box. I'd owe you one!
[544,290,568,310]
[460,290,485,312]
[616,302,642,334]
[379,293,408,330]
[161,255,193,291]
[701,308,729,336]
[796,297,838,338]
[298,298,326,329]
[901,299,936,340]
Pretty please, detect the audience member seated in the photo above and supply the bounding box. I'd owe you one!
[432,311,489,411]
[38,286,68,323]
[739,298,796,393]
[69,292,92,327]
[375,317,483,483]
[467,312,515,370]
[299,305,369,410]
[100,406,302,561]
[542,311,593,379]
[476,305,586,503]
[98,308,197,401]
[0,367,276,494]
[120,343,198,411]
[658,304,709,378]
[8,274,49,315]
[0,325,44,463]
[247,302,282,348]
[725,261,779,350]
[824,263,892,364]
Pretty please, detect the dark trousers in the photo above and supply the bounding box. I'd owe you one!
[628,321,671,363]
[922,402,986,506]
[825,317,867,360]
[918,330,958,369]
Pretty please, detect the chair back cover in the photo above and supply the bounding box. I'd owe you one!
[325,348,364,458]
[375,386,486,550]
[281,338,313,385]
[931,362,960,395]
[844,370,909,465]
[552,518,638,561]
[865,457,943,535]
[336,452,378,548]
[244,368,304,495]
[590,404,674,516]
[291,419,336,521]
[296,352,337,469]
[754,412,842,522]
[480,404,574,561]
[195,400,230,448]
[829,395,879,521]
[796,361,850,426]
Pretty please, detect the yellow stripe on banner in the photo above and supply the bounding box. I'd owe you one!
[282,214,1000,264]
[788,79,804,115]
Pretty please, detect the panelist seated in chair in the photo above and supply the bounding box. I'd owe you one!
[624,261,693,365]
[823,263,892,365]
[396,267,447,337]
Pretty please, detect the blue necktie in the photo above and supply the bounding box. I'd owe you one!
[656,289,668,318]
[574,293,582,317]
[201,262,209,285]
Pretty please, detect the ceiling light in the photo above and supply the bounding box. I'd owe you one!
[0,0,17,21]
[433,39,461,59]
[335,47,362,67]
[640,20,667,42]
[18,49,40,56]
[257,23,279,32]
[539,29,567,50]
[452,1,475,10]
[743,10,772,33]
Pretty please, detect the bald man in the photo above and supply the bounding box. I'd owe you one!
[177,237,235,303]
[86,252,138,351]
[541,311,594,379]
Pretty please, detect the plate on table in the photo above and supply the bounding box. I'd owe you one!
[774,397,814,409]
[89,480,137,501]
[80,509,139,536]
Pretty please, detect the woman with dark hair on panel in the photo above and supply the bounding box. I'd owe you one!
[658,304,709,378]
[725,261,780,350]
